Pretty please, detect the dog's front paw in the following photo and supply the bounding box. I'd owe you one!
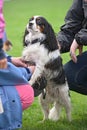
[32,76,47,97]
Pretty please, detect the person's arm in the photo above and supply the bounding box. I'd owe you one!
[75,29,87,46]
[0,62,32,86]
[6,55,28,67]
[57,0,84,53]
[11,57,27,67]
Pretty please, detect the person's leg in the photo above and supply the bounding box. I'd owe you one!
[16,84,34,110]
[64,51,87,95]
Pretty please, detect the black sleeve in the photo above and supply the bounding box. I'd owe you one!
[75,29,87,45]
[57,0,84,53]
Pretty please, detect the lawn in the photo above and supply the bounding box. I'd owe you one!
[4,0,87,130]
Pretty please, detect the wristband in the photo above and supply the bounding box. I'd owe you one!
[7,56,12,62]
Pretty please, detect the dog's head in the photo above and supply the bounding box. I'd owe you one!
[23,15,58,51]
[27,16,47,33]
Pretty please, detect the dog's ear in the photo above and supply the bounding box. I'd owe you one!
[23,28,29,46]
[43,21,58,51]
[53,56,66,84]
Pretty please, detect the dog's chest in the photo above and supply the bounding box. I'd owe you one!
[45,82,60,99]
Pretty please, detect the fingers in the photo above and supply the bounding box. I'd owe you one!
[70,51,77,63]
[19,57,29,67]
[78,45,83,55]
[11,57,27,67]
[70,39,79,63]
[70,46,83,63]
[19,60,27,67]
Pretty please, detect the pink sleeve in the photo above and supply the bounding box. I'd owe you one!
[0,0,5,39]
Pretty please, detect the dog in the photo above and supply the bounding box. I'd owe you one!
[22,15,71,122]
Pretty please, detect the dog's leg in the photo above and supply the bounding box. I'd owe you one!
[48,102,61,121]
[64,97,71,122]
[59,85,71,122]
[29,65,44,85]
[39,93,49,121]
[62,98,71,122]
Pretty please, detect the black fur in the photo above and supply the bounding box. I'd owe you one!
[23,29,29,46]
[51,68,66,84]
[45,56,63,70]
[45,56,66,84]
[36,17,58,52]
[32,76,47,97]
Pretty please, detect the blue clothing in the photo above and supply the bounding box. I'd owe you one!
[0,86,22,130]
[64,51,87,95]
[0,62,32,85]
[0,62,32,130]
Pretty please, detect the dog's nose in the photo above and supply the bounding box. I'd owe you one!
[29,23,33,27]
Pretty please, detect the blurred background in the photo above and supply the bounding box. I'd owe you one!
[4,1,87,130]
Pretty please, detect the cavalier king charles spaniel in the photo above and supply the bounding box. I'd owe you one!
[22,16,71,122]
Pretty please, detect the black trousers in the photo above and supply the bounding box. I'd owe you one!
[64,51,87,95]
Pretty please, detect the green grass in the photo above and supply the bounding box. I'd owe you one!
[4,0,87,130]
[21,93,87,130]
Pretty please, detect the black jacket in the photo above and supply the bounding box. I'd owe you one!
[57,0,87,53]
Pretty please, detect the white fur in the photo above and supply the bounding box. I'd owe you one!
[25,31,46,44]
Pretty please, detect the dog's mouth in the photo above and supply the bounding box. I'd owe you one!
[28,25,32,30]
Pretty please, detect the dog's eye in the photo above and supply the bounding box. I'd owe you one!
[36,18,42,25]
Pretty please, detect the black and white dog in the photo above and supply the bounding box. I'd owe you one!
[22,16,71,121]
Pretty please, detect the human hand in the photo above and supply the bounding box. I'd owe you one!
[0,58,7,69]
[70,39,79,63]
[11,57,27,67]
